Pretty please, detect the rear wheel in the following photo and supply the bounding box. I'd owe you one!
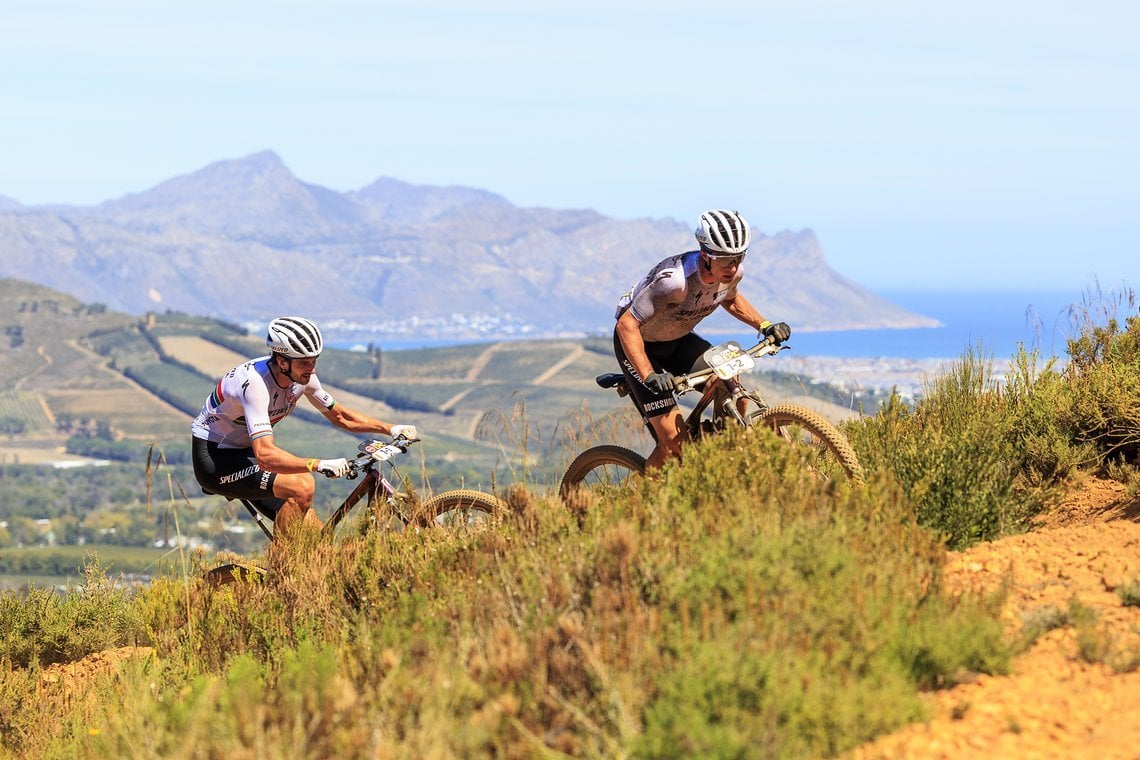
[559,445,647,504]
[416,489,506,528]
[203,561,268,587]
[749,404,863,482]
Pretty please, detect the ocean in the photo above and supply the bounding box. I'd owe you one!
[791,290,1088,360]
[333,290,1127,362]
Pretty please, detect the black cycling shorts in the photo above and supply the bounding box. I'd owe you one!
[612,327,711,420]
[192,437,285,519]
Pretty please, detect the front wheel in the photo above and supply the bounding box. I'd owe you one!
[416,489,507,528]
[749,404,864,483]
[559,445,647,504]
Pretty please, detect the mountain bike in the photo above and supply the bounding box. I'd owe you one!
[205,436,506,585]
[559,337,863,502]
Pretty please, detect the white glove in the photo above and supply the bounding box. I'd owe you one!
[390,424,419,441]
[315,457,349,478]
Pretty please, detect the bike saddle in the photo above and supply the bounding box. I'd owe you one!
[595,373,625,389]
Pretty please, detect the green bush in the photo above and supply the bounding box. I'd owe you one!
[1,426,1017,757]
[1118,581,1140,608]
[844,288,1139,543]
[1001,348,1098,484]
[1058,292,1140,467]
[845,346,1046,549]
[628,428,1009,757]
[1061,336,1140,466]
[0,563,147,669]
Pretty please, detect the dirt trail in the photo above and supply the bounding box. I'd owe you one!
[850,476,1140,759]
[67,339,190,420]
[532,345,585,385]
[12,345,53,391]
[462,342,503,382]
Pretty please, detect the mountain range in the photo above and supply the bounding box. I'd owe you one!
[0,151,938,341]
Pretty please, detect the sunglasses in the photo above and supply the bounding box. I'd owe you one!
[703,251,746,266]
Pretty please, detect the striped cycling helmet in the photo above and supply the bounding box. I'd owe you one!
[265,316,323,358]
[694,209,751,256]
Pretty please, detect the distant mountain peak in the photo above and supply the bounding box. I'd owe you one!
[90,150,367,236]
[0,155,939,336]
[350,176,513,223]
[104,150,301,208]
[191,150,294,184]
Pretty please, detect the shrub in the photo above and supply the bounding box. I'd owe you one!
[0,562,147,669]
[629,427,1010,757]
[1060,289,1140,468]
[845,346,1045,549]
[1118,581,1140,608]
[1002,347,1098,484]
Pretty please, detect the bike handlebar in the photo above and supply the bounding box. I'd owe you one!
[346,434,419,478]
[670,336,785,395]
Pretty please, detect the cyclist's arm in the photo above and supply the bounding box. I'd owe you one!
[616,309,657,379]
[251,435,321,474]
[617,267,686,379]
[321,403,394,436]
[241,380,326,473]
[720,292,768,332]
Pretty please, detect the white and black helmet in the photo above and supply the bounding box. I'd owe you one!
[695,209,751,256]
[266,316,324,358]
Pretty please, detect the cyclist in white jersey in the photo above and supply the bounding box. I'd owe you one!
[614,209,791,469]
[191,316,418,538]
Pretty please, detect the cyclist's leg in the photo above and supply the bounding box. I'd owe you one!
[613,330,688,467]
[645,409,686,468]
[192,437,287,523]
[271,473,322,535]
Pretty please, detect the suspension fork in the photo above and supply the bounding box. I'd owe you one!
[696,375,757,428]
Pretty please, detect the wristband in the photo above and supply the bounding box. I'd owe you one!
[306,458,317,472]
[759,320,773,331]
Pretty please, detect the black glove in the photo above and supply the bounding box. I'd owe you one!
[760,321,792,343]
[644,371,675,394]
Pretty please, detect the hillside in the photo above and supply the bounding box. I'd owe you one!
[0,151,938,341]
[25,478,1140,758]
[0,278,866,484]
[3,284,1138,757]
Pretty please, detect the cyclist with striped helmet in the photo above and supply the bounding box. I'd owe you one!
[191,316,419,538]
[614,209,791,468]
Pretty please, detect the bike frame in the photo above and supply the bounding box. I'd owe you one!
[236,438,412,542]
[609,337,784,441]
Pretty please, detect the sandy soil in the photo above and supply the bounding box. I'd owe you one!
[850,476,1140,759]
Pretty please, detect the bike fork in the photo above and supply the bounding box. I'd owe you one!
[715,380,752,427]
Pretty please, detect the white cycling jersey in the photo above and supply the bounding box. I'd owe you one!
[616,251,743,342]
[190,356,337,448]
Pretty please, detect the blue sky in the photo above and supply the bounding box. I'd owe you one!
[2,0,1137,292]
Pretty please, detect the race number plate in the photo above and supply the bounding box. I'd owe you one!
[360,440,402,462]
[704,341,755,380]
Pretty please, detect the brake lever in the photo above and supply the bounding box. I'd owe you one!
[390,434,422,450]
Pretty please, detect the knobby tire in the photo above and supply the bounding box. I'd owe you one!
[203,561,268,588]
[750,403,863,482]
[416,489,506,527]
[559,445,647,503]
